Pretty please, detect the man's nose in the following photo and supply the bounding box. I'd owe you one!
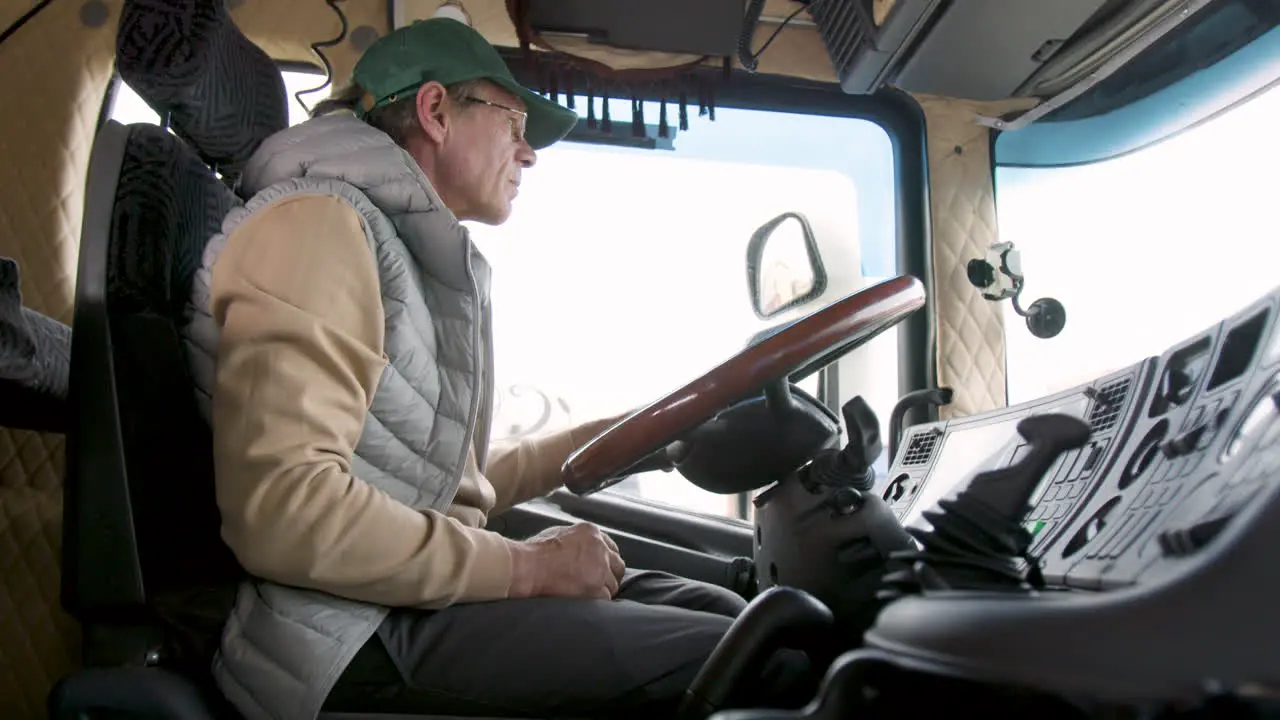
[517,142,536,168]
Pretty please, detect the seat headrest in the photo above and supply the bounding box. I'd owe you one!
[115,0,288,185]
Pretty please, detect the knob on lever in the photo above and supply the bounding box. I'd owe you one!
[805,397,882,491]
[676,587,833,720]
[881,414,1091,598]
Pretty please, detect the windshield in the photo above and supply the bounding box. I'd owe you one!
[996,80,1280,405]
[108,74,900,522]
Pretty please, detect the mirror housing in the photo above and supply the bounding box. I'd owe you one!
[747,212,828,319]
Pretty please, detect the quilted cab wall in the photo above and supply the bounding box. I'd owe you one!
[0,1,392,716]
[0,1,120,717]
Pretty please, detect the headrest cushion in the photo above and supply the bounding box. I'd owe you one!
[114,0,289,185]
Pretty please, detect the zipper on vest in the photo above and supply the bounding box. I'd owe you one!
[452,243,484,491]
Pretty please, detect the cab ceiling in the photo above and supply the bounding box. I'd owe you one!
[380,0,1174,104]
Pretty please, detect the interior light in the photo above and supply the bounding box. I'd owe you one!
[434,1,472,26]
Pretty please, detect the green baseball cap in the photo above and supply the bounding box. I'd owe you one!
[352,17,578,150]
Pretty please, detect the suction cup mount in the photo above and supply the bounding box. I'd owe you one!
[966,241,1066,339]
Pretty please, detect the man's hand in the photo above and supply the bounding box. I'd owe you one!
[509,523,625,600]
[571,410,633,450]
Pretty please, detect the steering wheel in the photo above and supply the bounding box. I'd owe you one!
[561,275,927,494]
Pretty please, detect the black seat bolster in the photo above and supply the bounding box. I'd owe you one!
[47,666,222,720]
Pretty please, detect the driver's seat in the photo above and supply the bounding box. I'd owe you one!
[46,2,528,718]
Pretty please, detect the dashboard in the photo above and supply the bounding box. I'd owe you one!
[860,283,1280,701]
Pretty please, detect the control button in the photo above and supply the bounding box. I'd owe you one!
[1161,423,1208,459]
[1183,407,1205,433]
[1078,440,1105,475]
[831,487,865,515]
[1108,509,1159,559]
[1139,486,1160,509]
[882,473,911,503]
[1198,400,1225,450]
[1158,514,1234,557]
[1093,512,1138,559]
[1177,454,1201,480]
[1164,366,1196,406]
[1224,390,1241,413]
[1151,457,1173,484]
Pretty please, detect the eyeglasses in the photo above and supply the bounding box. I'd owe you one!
[461,95,528,144]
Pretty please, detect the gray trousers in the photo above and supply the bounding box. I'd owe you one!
[323,569,815,718]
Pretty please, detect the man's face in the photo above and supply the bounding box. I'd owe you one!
[427,81,537,225]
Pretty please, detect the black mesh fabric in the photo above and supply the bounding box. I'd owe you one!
[0,257,71,433]
[105,123,243,601]
[114,0,289,186]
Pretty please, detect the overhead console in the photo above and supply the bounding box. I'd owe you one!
[812,0,1213,118]
[856,285,1280,703]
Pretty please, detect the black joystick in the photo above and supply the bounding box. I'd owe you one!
[880,414,1091,598]
[805,396,882,491]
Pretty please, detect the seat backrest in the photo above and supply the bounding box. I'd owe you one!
[63,0,287,668]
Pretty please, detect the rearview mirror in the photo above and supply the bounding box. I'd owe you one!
[747,212,827,319]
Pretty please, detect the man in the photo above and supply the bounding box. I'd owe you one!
[185,17,811,720]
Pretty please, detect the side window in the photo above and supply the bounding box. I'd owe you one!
[106,68,331,127]
[468,97,900,521]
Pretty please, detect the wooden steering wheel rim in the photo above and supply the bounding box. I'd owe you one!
[561,275,928,494]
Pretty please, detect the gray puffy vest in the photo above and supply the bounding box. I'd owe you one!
[182,112,496,720]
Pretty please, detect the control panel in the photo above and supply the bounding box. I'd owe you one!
[881,364,1145,574]
[877,289,1278,591]
[858,284,1280,702]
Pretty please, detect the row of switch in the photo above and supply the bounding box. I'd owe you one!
[1087,506,1164,561]
[1079,393,1252,563]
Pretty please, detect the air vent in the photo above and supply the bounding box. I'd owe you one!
[810,0,943,94]
[1089,376,1132,432]
[810,1,871,87]
[901,431,939,466]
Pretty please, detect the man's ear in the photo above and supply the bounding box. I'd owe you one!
[414,81,450,146]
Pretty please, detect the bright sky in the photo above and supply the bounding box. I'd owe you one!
[467,150,861,422]
[998,80,1280,404]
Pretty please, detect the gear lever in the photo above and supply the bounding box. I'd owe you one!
[804,396,882,491]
